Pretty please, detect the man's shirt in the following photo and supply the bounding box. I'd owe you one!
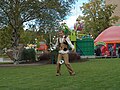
[54,35,74,54]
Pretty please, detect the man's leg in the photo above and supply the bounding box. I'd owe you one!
[63,54,75,75]
[56,54,62,76]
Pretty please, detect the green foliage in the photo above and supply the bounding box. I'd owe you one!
[81,0,120,38]
[0,54,9,58]
[20,30,36,45]
[0,27,12,49]
[0,0,77,47]
[21,48,36,62]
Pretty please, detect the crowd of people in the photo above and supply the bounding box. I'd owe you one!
[95,45,120,58]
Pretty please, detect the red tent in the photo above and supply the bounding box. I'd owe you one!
[94,26,120,56]
[94,26,120,44]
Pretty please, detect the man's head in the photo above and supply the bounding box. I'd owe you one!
[58,30,64,37]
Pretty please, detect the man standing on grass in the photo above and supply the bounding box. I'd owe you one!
[54,30,75,76]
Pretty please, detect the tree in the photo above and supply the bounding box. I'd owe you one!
[80,0,120,38]
[33,0,77,34]
[0,0,76,47]
[0,0,40,47]
[0,0,76,62]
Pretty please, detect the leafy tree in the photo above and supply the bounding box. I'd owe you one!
[80,0,120,38]
[0,0,40,47]
[0,0,76,47]
[33,0,77,36]
[0,0,76,62]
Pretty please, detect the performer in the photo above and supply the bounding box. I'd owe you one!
[54,30,75,76]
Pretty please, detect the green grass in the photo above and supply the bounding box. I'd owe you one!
[0,58,120,90]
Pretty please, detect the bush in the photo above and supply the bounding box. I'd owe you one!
[69,52,81,62]
[21,48,36,63]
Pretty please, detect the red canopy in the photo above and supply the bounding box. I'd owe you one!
[94,26,120,44]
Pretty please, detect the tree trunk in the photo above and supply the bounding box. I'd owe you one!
[12,29,19,47]
[7,28,24,64]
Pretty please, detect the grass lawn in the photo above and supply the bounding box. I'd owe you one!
[0,58,120,90]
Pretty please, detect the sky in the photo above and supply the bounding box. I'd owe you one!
[65,0,88,29]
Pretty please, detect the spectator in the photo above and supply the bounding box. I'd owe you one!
[95,47,101,56]
[118,47,120,58]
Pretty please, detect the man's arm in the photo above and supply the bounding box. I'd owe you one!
[53,38,59,49]
[66,37,75,51]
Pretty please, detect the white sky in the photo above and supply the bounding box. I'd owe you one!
[65,0,88,29]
